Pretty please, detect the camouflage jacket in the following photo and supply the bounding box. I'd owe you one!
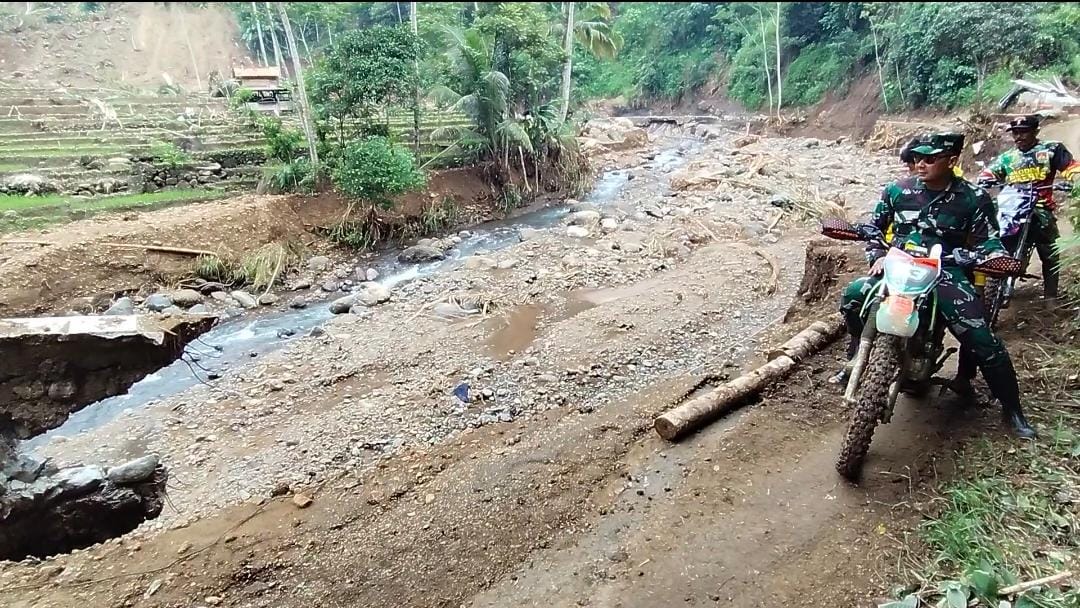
[978,140,1080,209]
[866,176,1004,262]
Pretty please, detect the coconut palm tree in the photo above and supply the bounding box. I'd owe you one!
[429,26,534,175]
[552,2,623,121]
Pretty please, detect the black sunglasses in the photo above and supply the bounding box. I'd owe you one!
[912,153,948,165]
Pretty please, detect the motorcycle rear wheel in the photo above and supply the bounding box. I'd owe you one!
[836,333,902,481]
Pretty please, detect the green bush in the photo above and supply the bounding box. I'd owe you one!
[259,118,304,163]
[149,141,191,169]
[332,136,425,207]
[266,158,314,194]
[230,87,256,110]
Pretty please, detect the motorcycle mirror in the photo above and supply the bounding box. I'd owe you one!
[821,218,861,241]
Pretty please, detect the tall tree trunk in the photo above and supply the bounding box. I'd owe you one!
[870,19,890,112]
[276,4,320,176]
[265,2,284,70]
[251,2,269,66]
[558,2,575,123]
[411,2,421,154]
[894,62,906,106]
[396,2,403,24]
[774,2,782,116]
[327,19,334,45]
[299,21,312,62]
[175,4,203,92]
[757,9,773,114]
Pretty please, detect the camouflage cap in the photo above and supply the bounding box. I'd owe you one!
[911,132,964,156]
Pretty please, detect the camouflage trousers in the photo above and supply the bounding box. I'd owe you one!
[839,266,1011,370]
[1007,206,1061,297]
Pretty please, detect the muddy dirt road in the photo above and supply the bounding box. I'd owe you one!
[0,126,1013,607]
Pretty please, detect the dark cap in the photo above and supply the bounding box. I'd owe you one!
[911,132,965,156]
[1005,115,1040,132]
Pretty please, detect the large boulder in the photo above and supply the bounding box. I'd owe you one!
[354,283,391,307]
[230,291,258,309]
[399,245,446,264]
[143,294,173,312]
[329,295,357,314]
[169,289,204,307]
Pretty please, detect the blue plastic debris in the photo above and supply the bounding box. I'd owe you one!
[452,382,471,403]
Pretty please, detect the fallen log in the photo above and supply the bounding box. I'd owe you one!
[654,314,845,441]
[766,316,842,361]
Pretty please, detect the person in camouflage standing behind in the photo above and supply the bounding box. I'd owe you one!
[831,132,1038,439]
[978,114,1080,300]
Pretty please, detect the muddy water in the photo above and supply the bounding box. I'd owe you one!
[27,146,693,450]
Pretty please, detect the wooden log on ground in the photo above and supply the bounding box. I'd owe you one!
[766,314,844,361]
[654,315,845,441]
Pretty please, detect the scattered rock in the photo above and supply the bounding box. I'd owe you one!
[568,210,601,226]
[210,291,232,303]
[329,295,357,314]
[464,256,497,270]
[104,297,135,316]
[258,293,279,306]
[307,256,331,271]
[2,454,51,484]
[289,296,307,309]
[365,268,379,282]
[144,294,173,312]
[309,327,327,338]
[169,289,203,307]
[187,304,211,315]
[567,226,590,239]
[230,291,258,309]
[321,280,340,293]
[270,481,290,497]
[107,455,160,485]
[644,205,664,218]
[399,245,445,263]
[292,493,313,509]
[497,259,518,270]
[204,596,223,606]
[768,194,794,209]
[161,306,183,316]
[600,218,619,232]
[518,228,542,242]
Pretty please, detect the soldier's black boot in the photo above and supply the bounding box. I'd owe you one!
[981,361,1037,440]
[948,348,978,400]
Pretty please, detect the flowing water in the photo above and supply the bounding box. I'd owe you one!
[27,145,692,449]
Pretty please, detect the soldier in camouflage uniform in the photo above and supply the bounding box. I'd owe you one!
[833,132,1037,439]
[978,114,1080,299]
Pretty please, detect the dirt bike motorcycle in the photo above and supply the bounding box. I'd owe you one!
[820,219,1022,480]
[981,181,1073,328]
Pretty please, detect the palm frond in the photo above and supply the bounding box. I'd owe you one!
[496,119,535,154]
[428,84,463,107]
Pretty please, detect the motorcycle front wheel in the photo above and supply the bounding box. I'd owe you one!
[836,333,902,481]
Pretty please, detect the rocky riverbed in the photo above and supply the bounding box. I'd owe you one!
[21,125,895,536]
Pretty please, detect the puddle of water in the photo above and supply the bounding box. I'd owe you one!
[486,304,545,360]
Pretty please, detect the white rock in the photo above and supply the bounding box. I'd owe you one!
[566,226,590,239]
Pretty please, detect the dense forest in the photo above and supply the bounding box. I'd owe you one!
[229,2,1080,114]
